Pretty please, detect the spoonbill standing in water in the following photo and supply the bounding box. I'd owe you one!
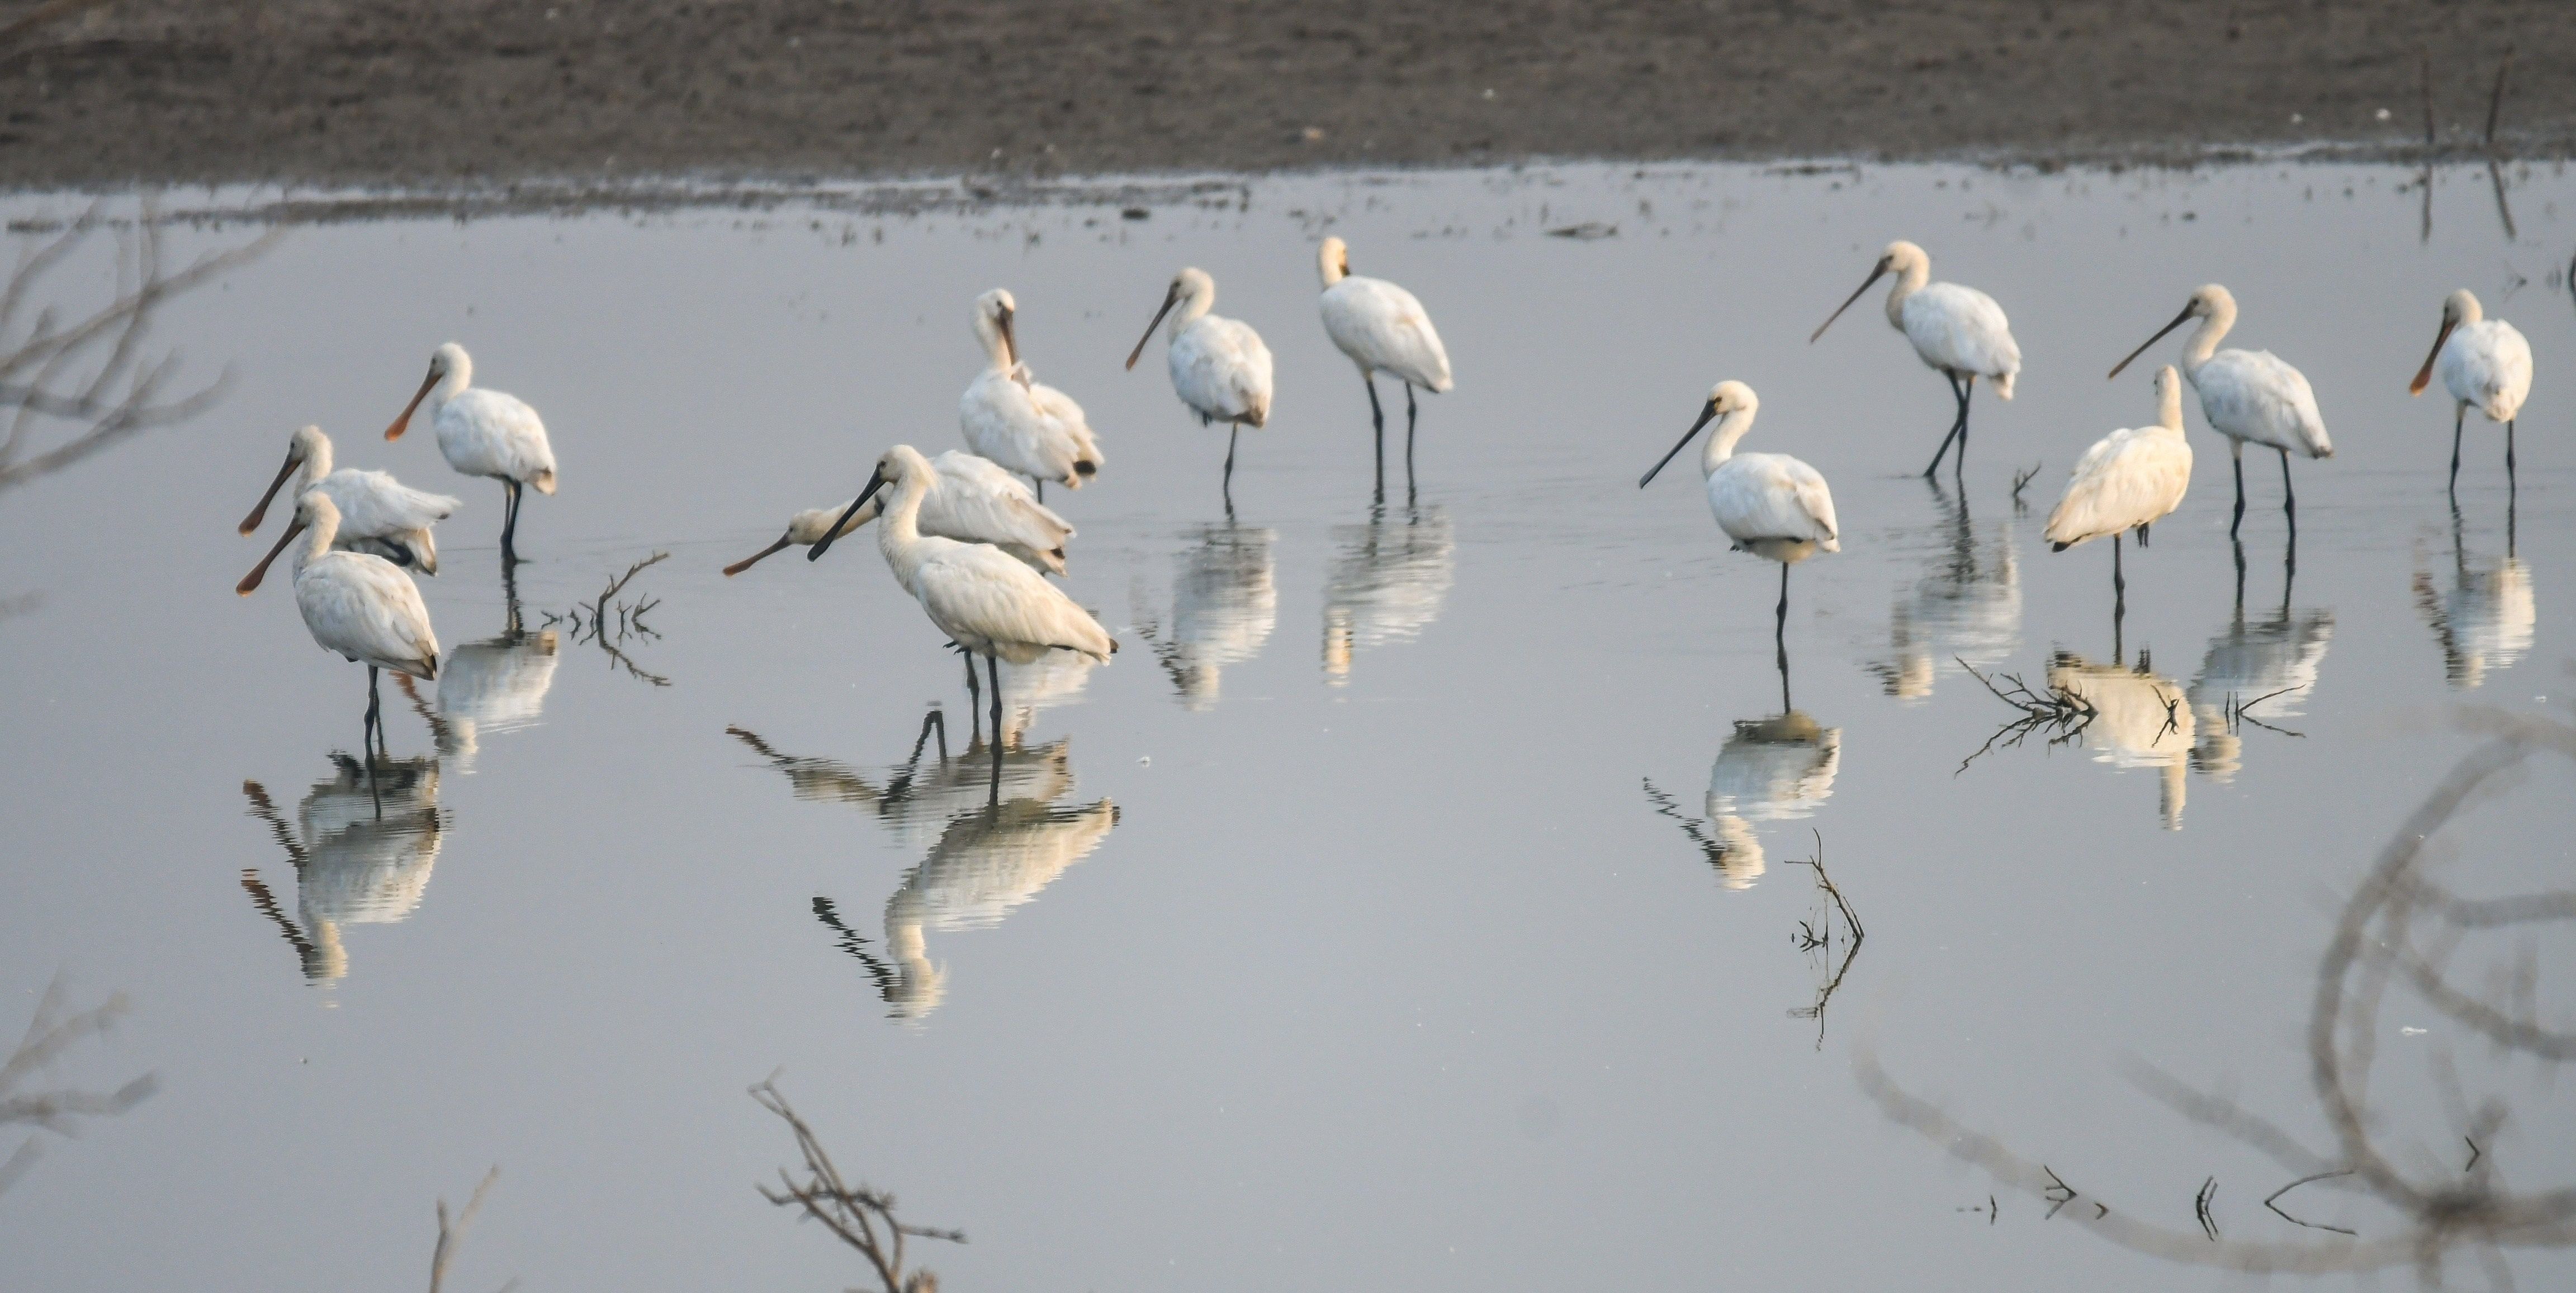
[1315,237,1453,485]
[2409,288,2532,495]
[238,424,460,580]
[2110,285,2330,539]
[2046,365,2193,617]
[1639,381,1840,655]
[1125,267,1274,502]
[238,492,441,762]
[1810,240,2020,478]
[960,289,1104,500]
[807,446,1115,768]
[383,342,557,563]
[724,449,1075,577]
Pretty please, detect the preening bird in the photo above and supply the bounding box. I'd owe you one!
[2409,288,2533,495]
[1810,240,2020,477]
[960,288,1104,499]
[238,492,441,760]
[1639,381,1841,643]
[2110,285,2329,539]
[806,445,1115,746]
[2046,364,2193,609]
[1315,237,1452,482]
[1125,267,1275,500]
[725,450,1074,578]
[238,424,459,578]
[383,342,558,563]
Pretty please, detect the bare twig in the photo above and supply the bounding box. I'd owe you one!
[2010,461,2042,510]
[542,552,673,685]
[1955,657,2097,772]
[1785,830,1865,1048]
[1,978,157,1198]
[752,1076,962,1293]
[428,1166,501,1293]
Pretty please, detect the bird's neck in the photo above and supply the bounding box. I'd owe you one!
[975,318,1013,373]
[301,435,333,483]
[302,511,339,568]
[430,364,471,411]
[2182,304,2233,372]
[1317,246,1346,287]
[1883,261,1929,328]
[875,475,930,574]
[1703,408,1758,473]
[1171,292,1214,338]
[2154,386,2186,433]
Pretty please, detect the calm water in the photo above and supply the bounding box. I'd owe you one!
[4,160,2574,1289]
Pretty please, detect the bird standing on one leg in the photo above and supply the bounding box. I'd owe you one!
[1639,382,1840,653]
[2046,365,2193,632]
[1125,268,1273,508]
[384,343,557,565]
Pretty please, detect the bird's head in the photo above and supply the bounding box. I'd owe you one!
[1317,236,1351,286]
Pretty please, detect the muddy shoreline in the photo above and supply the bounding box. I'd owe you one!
[0,1,2565,194]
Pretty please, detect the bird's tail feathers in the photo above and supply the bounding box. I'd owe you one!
[530,468,558,495]
[1993,370,2016,401]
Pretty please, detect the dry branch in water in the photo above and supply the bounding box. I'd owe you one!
[1955,657,2097,773]
[427,1166,509,1293]
[1,977,157,1198]
[0,198,274,495]
[1860,707,2576,1283]
[752,1075,962,1293]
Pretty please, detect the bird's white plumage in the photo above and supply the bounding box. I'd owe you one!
[1708,452,1841,554]
[858,450,1074,576]
[394,343,559,491]
[288,495,440,679]
[1899,280,2021,397]
[870,446,1114,665]
[245,425,460,572]
[1318,239,1454,391]
[1145,268,1273,427]
[2150,286,2332,459]
[433,629,560,769]
[2430,292,2534,424]
[2046,366,2193,548]
[961,289,1106,488]
[1707,713,1841,823]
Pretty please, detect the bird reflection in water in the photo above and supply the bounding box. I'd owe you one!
[778,710,1117,1021]
[1132,523,1276,710]
[2045,652,2194,830]
[2414,501,2534,690]
[1322,501,1453,684]
[730,709,1076,849]
[1867,480,2020,702]
[1645,652,1839,891]
[238,756,446,984]
[2186,552,2331,780]
[403,571,558,771]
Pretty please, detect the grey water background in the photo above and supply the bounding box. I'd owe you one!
[2,159,2573,1289]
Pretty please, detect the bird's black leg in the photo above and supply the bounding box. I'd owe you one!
[1035,478,1045,505]
[963,651,983,746]
[986,651,1005,794]
[2506,418,2517,491]
[2229,441,2247,539]
[363,665,384,813]
[1923,372,1967,478]
[1954,375,1974,478]
[2137,521,2151,550]
[500,479,522,564]
[2279,447,2296,538]
[2112,532,2125,600]
[2450,405,2466,496]
[1223,424,1240,513]
[1363,370,1385,491]
[1404,381,1419,489]
[1776,563,1793,713]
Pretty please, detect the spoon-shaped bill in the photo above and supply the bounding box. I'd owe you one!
[384,367,439,441]
[238,518,307,595]
[806,468,888,562]
[239,449,303,535]
[2409,318,2459,396]
[1640,399,1721,489]
[998,304,1019,368]
[2108,304,2198,380]
[1123,284,1181,371]
[722,530,797,577]
[1810,263,1890,344]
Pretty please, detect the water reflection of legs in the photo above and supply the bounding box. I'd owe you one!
[907,706,948,765]
[2110,535,2127,664]
[2231,537,2247,614]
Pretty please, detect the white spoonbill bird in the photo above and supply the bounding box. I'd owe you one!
[725,450,1074,577]
[2046,365,2193,609]
[238,492,441,760]
[806,445,1115,746]
[383,342,557,563]
[960,289,1104,500]
[2110,285,2329,539]
[1810,240,2020,478]
[2410,288,2534,494]
[1124,267,1274,499]
[238,424,460,581]
[1639,381,1841,642]
[1315,237,1453,482]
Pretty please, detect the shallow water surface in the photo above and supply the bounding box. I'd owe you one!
[4,160,2575,1289]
